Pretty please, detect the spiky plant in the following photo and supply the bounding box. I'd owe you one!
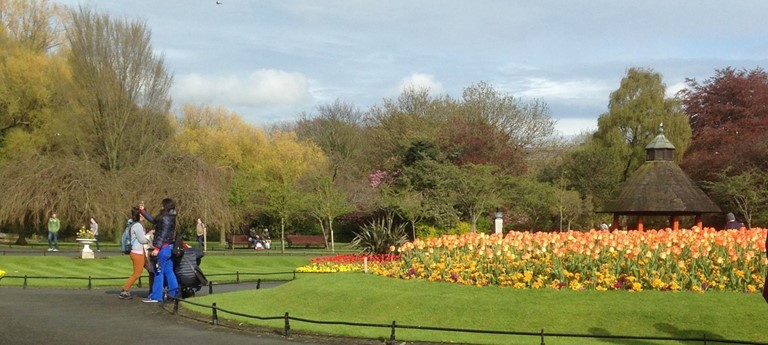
[351,217,408,254]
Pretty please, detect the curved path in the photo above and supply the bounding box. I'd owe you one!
[0,278,386,345]
[0,283,337,345]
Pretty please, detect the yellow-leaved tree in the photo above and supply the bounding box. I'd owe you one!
[257,131,326,252]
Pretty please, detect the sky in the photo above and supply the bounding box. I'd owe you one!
[57,1,768,136]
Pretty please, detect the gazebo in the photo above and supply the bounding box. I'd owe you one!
[601,124,721,231]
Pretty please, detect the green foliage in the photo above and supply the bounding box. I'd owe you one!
[415,224,438,239]
[350,217,408,254]
[703,168,768,228]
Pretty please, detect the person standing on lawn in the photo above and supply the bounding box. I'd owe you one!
[195,218,206,250]
[89,217,100,252]
[119,207,153,300]
[47,212,60,251]
[140,198,179,303]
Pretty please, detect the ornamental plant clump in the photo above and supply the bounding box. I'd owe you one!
[76,226,95,239]
[371,228,768,293]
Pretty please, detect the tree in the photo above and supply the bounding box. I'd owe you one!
[256,131,326,252]
[451,164,505,233]
[703,169,768,228]
[0,0,71,158]
[679,67,768,183]
[0,0,66,52]
[304,173,354,252]
[294,100,366,182]
[174,104,272,236]
[461,81,556,150]
[67,7,173,172]
[594,68,691,182]
[559,68,692,210]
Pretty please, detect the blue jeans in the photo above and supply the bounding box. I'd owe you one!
[47,232,58,249]
[149,246,178,301]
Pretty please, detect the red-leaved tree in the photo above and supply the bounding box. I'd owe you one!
[678,67,768,182]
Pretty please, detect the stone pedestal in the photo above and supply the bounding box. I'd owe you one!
[76,238,95,259]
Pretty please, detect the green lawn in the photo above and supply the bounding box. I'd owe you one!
[1,254,766,345]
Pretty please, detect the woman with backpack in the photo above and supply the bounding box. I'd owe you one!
[119,207,153,300]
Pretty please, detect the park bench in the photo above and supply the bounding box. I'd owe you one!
[286,234,326,248]
[225,234,252,249]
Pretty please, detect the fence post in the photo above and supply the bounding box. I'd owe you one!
[540,328,545,345]
[23,275,27,288]
[257,278,261,289]
[293,270,296,280]
[138,276,142,288]
[284,312,291,337]
[88,276,92,290]
[703,334,707,345]
[208,281,213,295]
[236,272,240,284]
[386,321,396,345]
[212,302,218,325]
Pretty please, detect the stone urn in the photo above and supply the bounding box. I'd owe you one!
[76,238,96,259]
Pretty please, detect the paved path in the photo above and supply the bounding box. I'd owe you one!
[0,247,391,345]
[0,284,338,345]
[0,279,386,345]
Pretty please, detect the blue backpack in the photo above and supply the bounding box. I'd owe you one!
[121,220,134,254]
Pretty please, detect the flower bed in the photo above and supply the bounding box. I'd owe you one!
[297,254,400,273]
[371,228,767,293]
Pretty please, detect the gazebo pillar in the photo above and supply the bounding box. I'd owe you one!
[612,214,619,230]
[695,214,703,229]
[637,215,644,232]
[670,215,680,231]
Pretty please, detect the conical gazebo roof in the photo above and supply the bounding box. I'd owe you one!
[601,124,720,230]
[601,161,721,215]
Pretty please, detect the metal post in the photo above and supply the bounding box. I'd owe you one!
[23,275,27,288]
[138,277,142,288]
[88,276,92,290]
[173,298,179,315]
[212,303,218,325]
[540,328,545,345]
[293,270,296,280]
[284,312,291,337]
[236,272,240,284]
[208,281,213,295]
[387,321,396,345]
[257,278,261,289]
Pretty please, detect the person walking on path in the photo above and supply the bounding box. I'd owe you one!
[47,212,60,251]
[140,198,179,303]
[195,218,206,250]
[119,207,154,300]
[89,217,100,252]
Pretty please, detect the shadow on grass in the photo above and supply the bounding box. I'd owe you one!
[587,323,724,345]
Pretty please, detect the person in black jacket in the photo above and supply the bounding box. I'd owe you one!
[140,198,179,303]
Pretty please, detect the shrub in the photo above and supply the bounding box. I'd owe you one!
[351,218,408,254]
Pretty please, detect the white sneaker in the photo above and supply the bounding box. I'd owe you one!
[47,248,53,251]
[52,248,59,252]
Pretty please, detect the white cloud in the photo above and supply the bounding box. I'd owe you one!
[395,73,444,95]
[172,69,312,108]
[517,77,608,102]
[554,118,598,137]
[666,81,688,97]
